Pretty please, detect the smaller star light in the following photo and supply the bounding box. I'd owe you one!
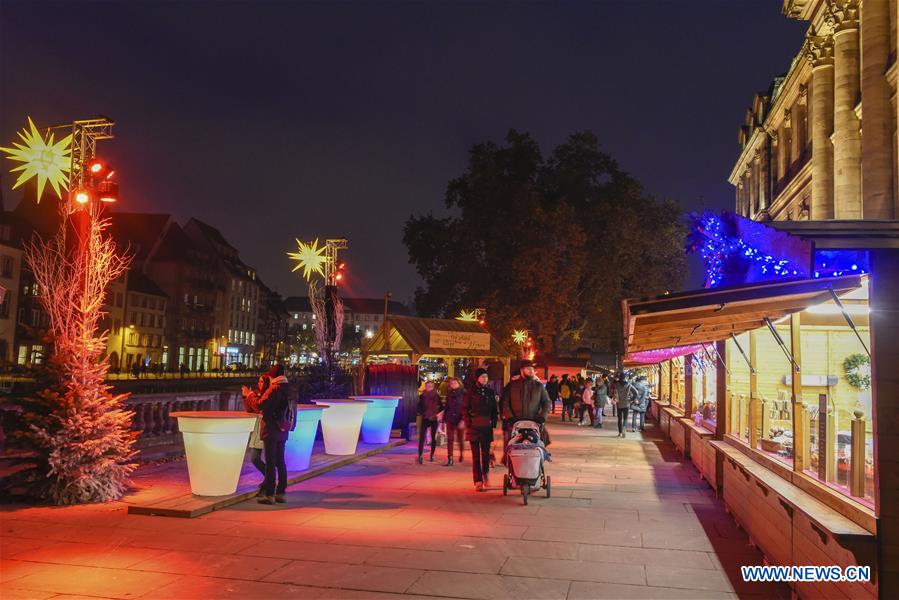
[1,117,72,201]
[288,238,328,282]
[456,309,478,322]
[512,329,528,345]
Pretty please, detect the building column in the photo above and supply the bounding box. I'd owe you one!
[831,1,863,219]
[804,31,836,219]
[861,0,895,218]
[755,150,767,213]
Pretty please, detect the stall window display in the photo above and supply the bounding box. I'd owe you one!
[691,352,717,428]
[669,356,686,412]
[727,333,751,442]
[799,282,873,506]
[754,322,795,466]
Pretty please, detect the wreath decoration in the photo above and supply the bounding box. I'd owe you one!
[843,353,871,391]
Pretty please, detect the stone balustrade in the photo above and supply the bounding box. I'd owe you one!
[125,391,242,449]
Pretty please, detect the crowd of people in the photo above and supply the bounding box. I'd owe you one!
[544,372,650,437]
[238,361,653,504]
[416,362,652,491]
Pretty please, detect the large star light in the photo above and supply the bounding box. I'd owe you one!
[512,329,528,345]
[456,309,478,322]
[1,117,72,201]
[288,238,327,281]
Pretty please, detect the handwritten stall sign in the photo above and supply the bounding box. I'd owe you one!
[429,330,491,351]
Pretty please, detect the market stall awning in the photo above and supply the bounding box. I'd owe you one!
[363,315,512,359]
[623,275,863,355]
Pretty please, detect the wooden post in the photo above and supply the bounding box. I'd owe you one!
[825,404,836,483]
[749,330,761,449]
[791,313,808,471]
[684,354,694,416]
[850,409,866,497]
[739,394,748,440]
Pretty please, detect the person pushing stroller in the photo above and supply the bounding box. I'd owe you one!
[499,360,552,450]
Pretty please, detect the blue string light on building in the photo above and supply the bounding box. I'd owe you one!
[687,212,868,288]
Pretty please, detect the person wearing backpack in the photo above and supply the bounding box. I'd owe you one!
[257,364,291,505]
[559,374,573,422]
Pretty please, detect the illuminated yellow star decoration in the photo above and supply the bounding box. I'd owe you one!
[1,117,72,201]
[512,329,528,345]
[456,309,478,322]
[288,238,328,282]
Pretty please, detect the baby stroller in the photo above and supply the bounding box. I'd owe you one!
[502,420,551,505]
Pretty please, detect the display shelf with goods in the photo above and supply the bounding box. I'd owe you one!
[798,282,873,506]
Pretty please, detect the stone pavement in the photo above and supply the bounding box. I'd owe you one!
[1,414,790,599]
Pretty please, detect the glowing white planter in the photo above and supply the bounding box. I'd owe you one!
[351,396,401,444]
[312,399,369,456]
[171,411,257,496]
[284,406,326,471]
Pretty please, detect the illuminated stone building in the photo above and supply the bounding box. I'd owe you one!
[730,0,897,222]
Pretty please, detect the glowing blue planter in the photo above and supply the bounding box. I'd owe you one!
[352,396,401,444]
[312,399,370,455]
[284,406,325,471]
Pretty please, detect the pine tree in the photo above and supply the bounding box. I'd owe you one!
[22,207,138,504]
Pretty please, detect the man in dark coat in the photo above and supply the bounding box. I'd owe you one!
[500,360,552,448]
[545,374,560,414]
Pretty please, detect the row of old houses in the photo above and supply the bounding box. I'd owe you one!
[1,197,407,373]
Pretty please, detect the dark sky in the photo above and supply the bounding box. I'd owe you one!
[1,0,807,303]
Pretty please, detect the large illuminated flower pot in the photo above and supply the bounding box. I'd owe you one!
[171,411,257,496]
[312,399,369,455]
[351,396,401,444]
[284,406,326,471]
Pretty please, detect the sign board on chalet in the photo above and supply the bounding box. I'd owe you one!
[428,330,491,352]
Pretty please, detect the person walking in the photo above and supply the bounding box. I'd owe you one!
[241,375,271,482]
[417,380,443,464]
[464,368,498,491]
[545,375,560,414]
[630,377,649,432]
[443,377,466,466]
[580,378,596,426]
[256,364,291,504]
[559,374,573,422]
[614,373,633,438]
[593,375,609,428]
[500,360,552,449]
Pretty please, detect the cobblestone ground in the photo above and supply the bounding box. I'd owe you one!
[1,414,789,599]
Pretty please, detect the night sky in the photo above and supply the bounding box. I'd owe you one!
[1,1,807,303]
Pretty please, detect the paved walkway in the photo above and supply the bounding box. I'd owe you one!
[1,415,789,599]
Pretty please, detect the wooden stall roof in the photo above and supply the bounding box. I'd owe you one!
[363,315,512,359]
[623,275,863,355]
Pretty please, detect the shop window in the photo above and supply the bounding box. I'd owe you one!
[799,282,873,506]
[691,352,717,427]
[669,356,685,412]
[754,321,795,467]
[727,333,751,442]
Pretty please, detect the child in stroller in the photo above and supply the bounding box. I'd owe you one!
[502,420,551,505]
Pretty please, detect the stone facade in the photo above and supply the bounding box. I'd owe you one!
[730,0,898,222]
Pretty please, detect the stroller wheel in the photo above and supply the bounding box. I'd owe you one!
[502,474,509,496]
[522,484,530,506]
[545,475,552,498]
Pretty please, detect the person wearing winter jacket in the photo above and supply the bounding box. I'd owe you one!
[593,375,609,428]
[241,375,271,480]
[464,368,498,491]
[500,360,552,448]
[417,380,443,464]
[443,377,466,466]
[614,373,633,438]
[255,364,291,504]
[559,374,574,422]
[545,375,560,414]
[630,378,649,432]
